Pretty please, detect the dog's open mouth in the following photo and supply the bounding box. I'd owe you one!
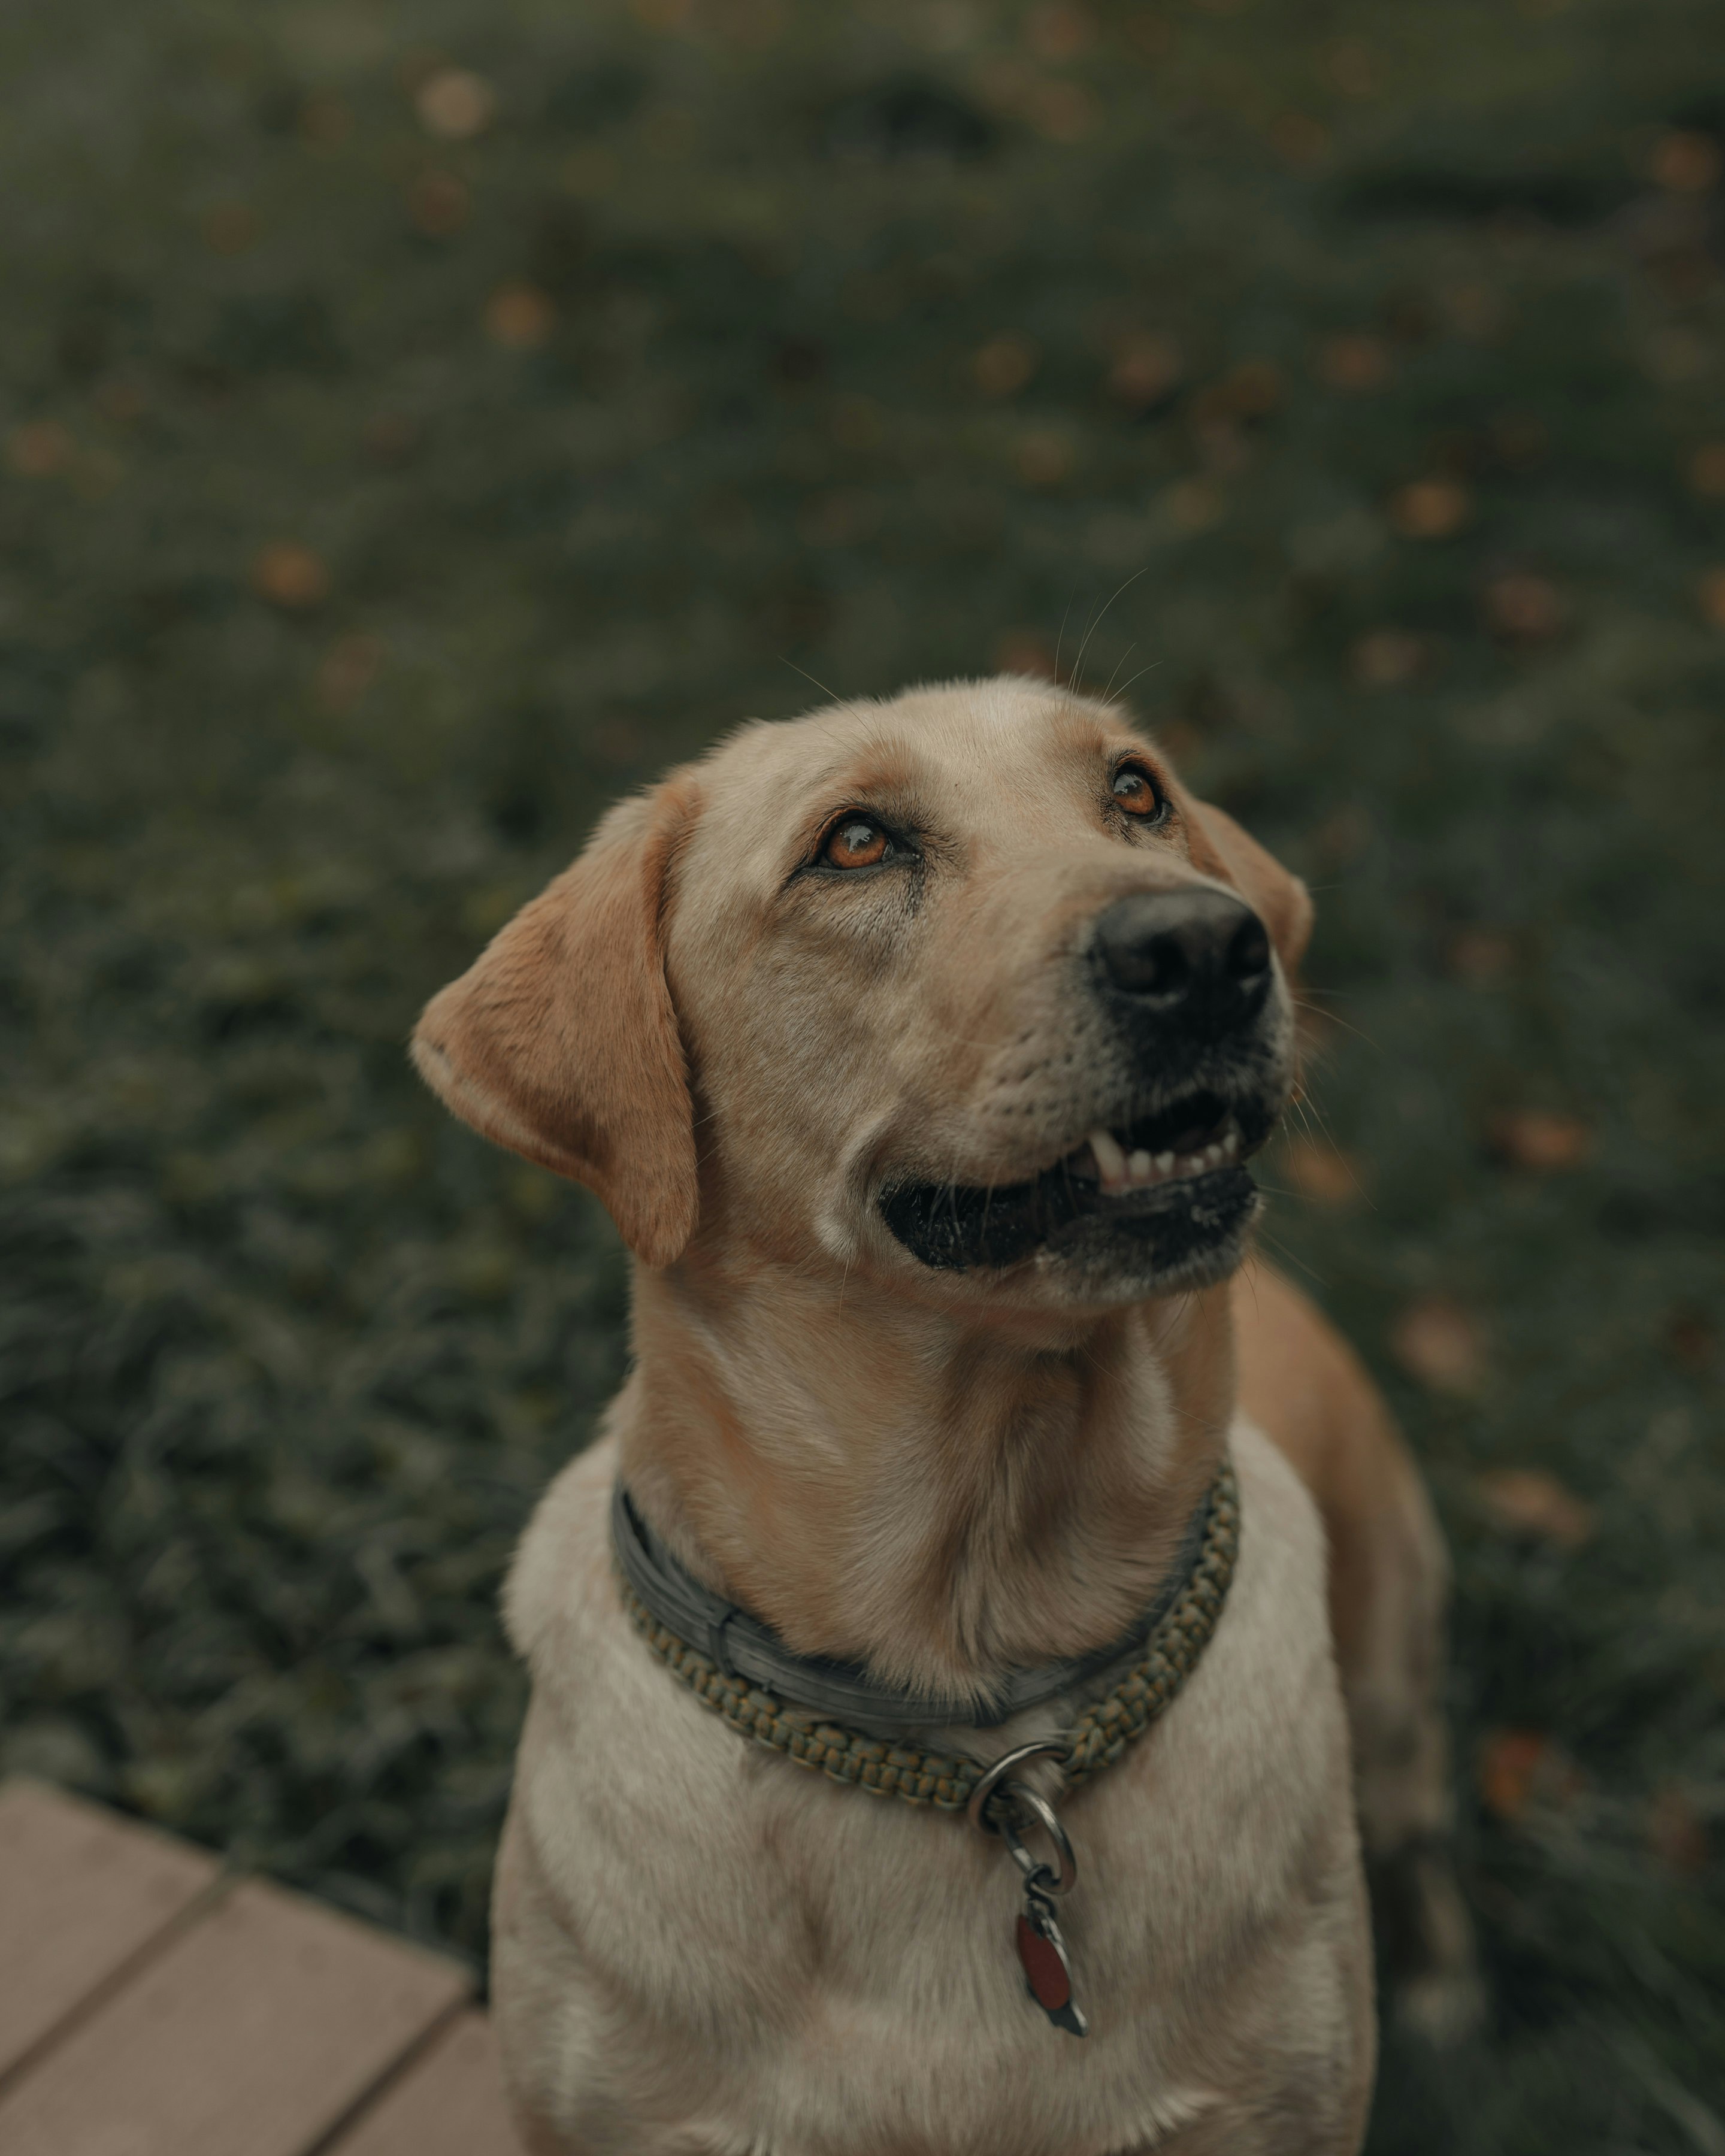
[1063,1089,1251,1195]
[879,1086,1276,1283]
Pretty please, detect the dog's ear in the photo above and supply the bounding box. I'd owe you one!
[411,778,701,1268]
[1174,786,1314,976]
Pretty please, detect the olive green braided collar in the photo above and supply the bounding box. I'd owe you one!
[613,1454,1240,1813]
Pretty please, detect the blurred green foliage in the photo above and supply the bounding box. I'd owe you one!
[2,0,1723,2145]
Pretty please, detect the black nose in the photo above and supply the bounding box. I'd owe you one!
[1091,889,1272,1035]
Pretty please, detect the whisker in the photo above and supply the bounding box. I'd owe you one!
[1052,599,1074,691]
[1293,999,1382,1054]
[1101,658,1164,708]
[1072,566,1151,690]
[780,655,848,707]
[1251,1224,1330,1290]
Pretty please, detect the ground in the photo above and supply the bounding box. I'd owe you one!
[1,2,1723,2148]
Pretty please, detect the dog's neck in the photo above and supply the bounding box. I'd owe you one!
[616,1255,1235,1700]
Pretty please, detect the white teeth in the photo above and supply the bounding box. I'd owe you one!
[1087,1119,1243,1195]
[1088,1127,1128,1185]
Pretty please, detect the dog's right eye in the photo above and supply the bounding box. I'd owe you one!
[822,816,891,870]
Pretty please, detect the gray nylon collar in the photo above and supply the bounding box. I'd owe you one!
[610,1475,1218,1737]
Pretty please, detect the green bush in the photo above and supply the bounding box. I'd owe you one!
[2,2,1722,2145]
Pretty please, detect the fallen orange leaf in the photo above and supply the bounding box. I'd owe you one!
[1015,428,1076,486]
[1488,1109,1593,1172]
[1107,332,1182,410]
[1317,333,1391,392]
[1479,1730,1550,1819]
[408,171,469,238]
[1027,80,1097,143]
[1389,478,1472,539]
[251,543,329,610]
[1163,477,1225,531]
[1476,1467,1596,1550]
[415,68,497,141]
[1446,929,1516,983]
[1268,113,1330,169]
[1025,3,1097,61]
[1483,573,1566,644]
[972,334,1040,399]
[1391,1295,1485,1396]
[485,283,555,351]
[1351,629,1428,688]
[202,203,256,255]
[1687,443,1725,498]
[1647,1786,1709,1875]
[1666,1310,1716,1373]
[316,635,383,711]
[1650,129,1722,193]
[6,420,72,477]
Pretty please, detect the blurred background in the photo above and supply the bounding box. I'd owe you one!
[2,0,1723,2145]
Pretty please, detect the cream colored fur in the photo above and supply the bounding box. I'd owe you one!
[412,677,1470,2153]
[494,1420,1370,2156]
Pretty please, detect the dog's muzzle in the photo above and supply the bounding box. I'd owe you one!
[879,887,1287,1280]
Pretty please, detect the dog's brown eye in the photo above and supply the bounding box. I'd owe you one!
[823,816,889,869]
[1112,762,1165,820]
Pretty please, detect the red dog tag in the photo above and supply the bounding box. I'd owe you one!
[1016,1898,1088,2036]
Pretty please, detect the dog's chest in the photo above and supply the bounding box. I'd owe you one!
[498,1424,1363,2155]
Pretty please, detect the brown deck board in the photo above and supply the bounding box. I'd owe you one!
[0,1870,471,2156]
[0,1778,220,2081]
[332,2008,524,2155]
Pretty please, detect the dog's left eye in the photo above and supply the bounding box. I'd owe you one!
[1112,762,1167,822]
[822,816,891,869]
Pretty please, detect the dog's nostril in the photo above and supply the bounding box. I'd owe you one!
[1108,931,1190,998]
[1226,915,1270,981]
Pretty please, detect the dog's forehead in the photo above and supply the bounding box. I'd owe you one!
[691,678,1145,858]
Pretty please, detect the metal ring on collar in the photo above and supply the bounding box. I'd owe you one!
[998,1785,1079,1897]
[964,1740,1067,1836]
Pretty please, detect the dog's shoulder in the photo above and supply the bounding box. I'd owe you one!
[1177,1413,1345,1791]
[503,1432,621,1675]
[1224,1409,1333,1648]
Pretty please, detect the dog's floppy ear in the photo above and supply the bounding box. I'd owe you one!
[411,777,701,1268]
[1173,785,1314,976]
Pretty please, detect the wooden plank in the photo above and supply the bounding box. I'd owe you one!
[0,1875,471,2156]
[331,2010,525,2156]
[0,1778,220,2079]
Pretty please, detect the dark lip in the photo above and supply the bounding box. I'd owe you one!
[878,1083,1279,1276]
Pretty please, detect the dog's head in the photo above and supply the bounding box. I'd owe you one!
[413,677,1310,1313]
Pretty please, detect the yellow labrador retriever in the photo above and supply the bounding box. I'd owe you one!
[413,676,1473,2156]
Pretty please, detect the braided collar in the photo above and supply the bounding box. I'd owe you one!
[612,1458,1233,1744]
[613,1457,1241,2041]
